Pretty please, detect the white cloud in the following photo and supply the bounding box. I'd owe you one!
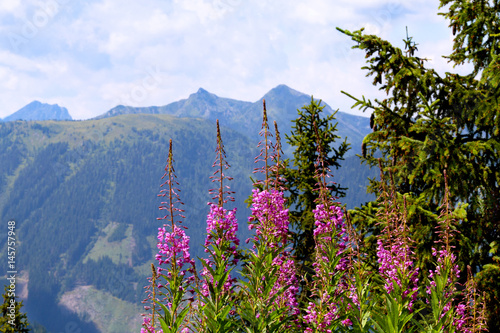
[0,0,21,14]
[0,0,466,119]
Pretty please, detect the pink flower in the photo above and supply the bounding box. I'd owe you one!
[248,189,290,248]
[201,203,240,296]
[247,189,299,319]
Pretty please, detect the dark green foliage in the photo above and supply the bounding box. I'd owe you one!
[68,257,140,302]
[0,134,25,194]
[1,142,66,223]
[0,285,30,332]
[338,0,500,329]
[283,97,350,277]
[29,123,51,136]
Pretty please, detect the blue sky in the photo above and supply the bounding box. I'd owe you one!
[0,0,468,119]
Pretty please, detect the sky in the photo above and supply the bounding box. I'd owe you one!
[0,0,469,120]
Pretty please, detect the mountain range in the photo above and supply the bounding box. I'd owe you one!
[95,85,370,155]
[0,85,376,332]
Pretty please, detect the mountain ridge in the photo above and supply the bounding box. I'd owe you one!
[95,84,370,155]
[2,100,72,122]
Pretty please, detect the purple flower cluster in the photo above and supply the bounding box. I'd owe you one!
[304,203,351,331]
[426,247,460,296]
[426,246,461,319]
[248,188,299,316]
[204,203,239,258]
[156,225,195,279]
[303,301,354,332]
[141,317,163,333]
[312,204,345,237]
[200,203,240,296]
[303,301,338,333]
[270,253,300,315]
[248,189,290,248]
[312,203,349,273]
[348,282,360,308]
[455,303,469,332]
[376,238,419,310]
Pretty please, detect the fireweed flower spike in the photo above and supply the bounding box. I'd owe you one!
[141,139,195,333]
[303,202,351,332]
[303,122,352,332]
[241,188,300,331]
[376,233,419,307]
[423,170,485,332]
[238,103,299,332]
[375,193,419,312]
[196,120,240,332]
[362,167,420,333]
[141,264,159,333]
[454,266,488,332]
[374,227,420,333]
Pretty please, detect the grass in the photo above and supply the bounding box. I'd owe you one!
[83,222,134,266]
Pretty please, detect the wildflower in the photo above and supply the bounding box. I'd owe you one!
[200,203,239,297]
[238,106,299,330]
[156,225,195,275]
[248,188,299,315]
[376,235,419,311]
[304,203,351,331]
[197,119,240,332]
[141,139,194,333]
[248,189,290,248]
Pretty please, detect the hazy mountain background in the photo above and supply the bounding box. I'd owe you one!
[0,85,376,332]
[1,101,72,122]
[96,85,370,157]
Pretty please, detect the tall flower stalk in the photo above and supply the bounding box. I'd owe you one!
[372,218,420,332]
[141,139,195,333]
[422,170,487,332]
[303,122,352,332]
[196,120,240,332]
[238,100,299,332]
[454,266,488,332]
[359,166,419,333]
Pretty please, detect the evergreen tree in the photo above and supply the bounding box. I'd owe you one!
[0,285,30,332]
[338,0,500,329]
[283,97,350,279]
